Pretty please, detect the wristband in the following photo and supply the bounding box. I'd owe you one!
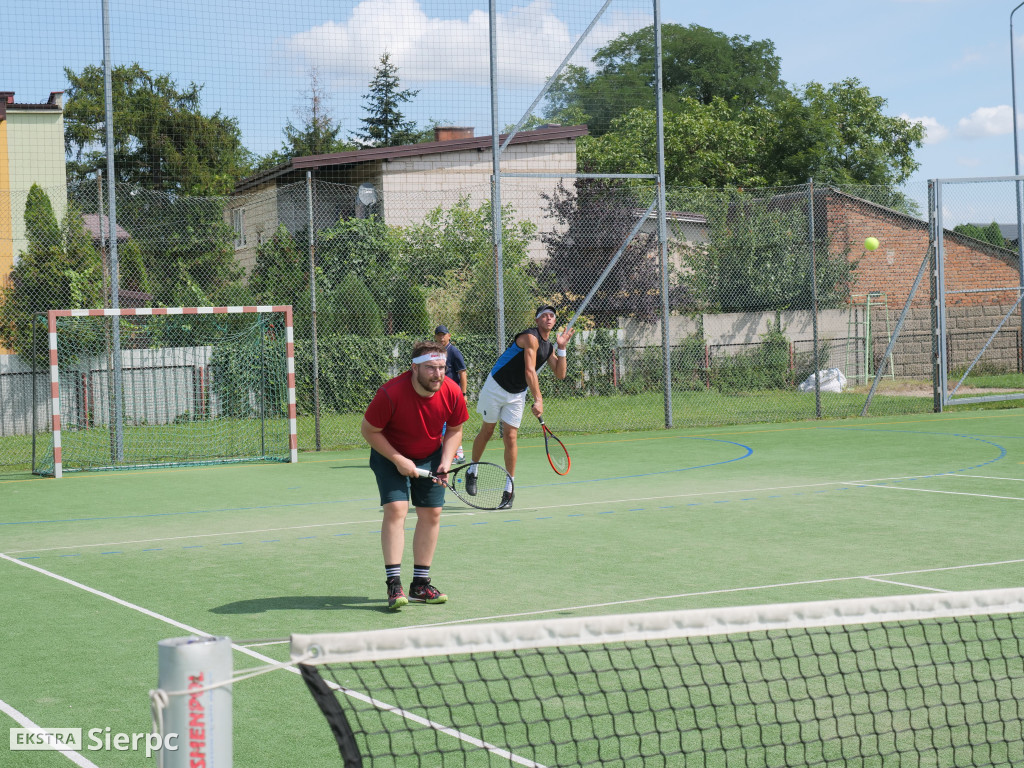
[556,348,567,357]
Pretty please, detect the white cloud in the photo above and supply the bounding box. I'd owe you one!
[953,49,983,69]
[901,114,948,145]
[956,105,1015,138]
[955,155,982,169]
[278,0,631,89]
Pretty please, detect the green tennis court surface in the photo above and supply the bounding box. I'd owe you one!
[3,409,1024,766]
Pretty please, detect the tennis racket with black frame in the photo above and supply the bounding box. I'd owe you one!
[537,416,571,475]
[416,461,514,510]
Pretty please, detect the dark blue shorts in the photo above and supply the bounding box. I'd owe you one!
[369,448,445,508]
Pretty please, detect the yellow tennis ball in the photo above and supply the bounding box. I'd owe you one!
[864,237,880,251]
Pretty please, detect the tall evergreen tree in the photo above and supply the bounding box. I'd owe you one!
[356,52,420,147]
[0,186,103,361]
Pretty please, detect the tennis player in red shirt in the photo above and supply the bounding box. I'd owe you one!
[361,340,470,610]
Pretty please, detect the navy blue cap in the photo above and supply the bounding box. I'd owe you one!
[434,325,450,335]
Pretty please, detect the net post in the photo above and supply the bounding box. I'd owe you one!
[156,635,232,768]
[47,310,62,479]
[284,305,298,463]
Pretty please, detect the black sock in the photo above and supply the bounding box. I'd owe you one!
[411,565,430,585]
[385,564,401,583]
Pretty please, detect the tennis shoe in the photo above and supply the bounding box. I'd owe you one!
[455,446,465,463]
[408,580,448,604]
[465,470,478,496]
[499,490,514,509]
[387,580,408,611]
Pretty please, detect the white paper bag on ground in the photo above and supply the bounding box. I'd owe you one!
[798,368,847,393]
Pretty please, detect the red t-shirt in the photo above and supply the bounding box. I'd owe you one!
[364,370,469,460]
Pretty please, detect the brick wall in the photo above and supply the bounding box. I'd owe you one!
[824,191,1021,309]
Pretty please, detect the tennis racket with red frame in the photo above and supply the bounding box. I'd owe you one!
[537,416,571,475]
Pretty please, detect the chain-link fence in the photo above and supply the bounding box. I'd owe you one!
[930,177,1024,408]
[6,176,1022,470]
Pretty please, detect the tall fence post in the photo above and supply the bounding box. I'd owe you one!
[653,0,672,429]
[929,179,943,413]
[488,0,505,355]
[306,172,321,451]
[101,0,124,463]
[808,179,822,418]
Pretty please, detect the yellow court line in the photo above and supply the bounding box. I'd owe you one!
[0,455,369,484]
[558,410,1023,449]
[4,411,1018,484]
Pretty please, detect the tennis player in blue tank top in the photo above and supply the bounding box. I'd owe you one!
[467,305,575,508]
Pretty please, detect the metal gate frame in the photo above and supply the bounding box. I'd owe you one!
[933,175,1024,409]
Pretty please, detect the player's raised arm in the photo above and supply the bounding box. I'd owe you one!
[549,326,575,380]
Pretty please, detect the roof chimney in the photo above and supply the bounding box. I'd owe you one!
[434,126,474,142]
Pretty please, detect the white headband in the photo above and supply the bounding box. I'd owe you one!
[412,352,446,364]
[536,309,556,319]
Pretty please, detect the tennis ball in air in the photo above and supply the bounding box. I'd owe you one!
[864,237,880,251]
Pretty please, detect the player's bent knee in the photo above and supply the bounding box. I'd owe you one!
[414,506,443,523]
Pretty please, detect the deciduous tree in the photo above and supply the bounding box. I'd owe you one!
[63,63,250,195]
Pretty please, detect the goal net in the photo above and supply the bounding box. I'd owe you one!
[33,306,297,477]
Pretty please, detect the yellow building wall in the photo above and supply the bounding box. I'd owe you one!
[0,101,67,355]
[7,109,68,262]
[0,116,11,286]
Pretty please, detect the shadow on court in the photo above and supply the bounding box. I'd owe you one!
[211,595,380,614]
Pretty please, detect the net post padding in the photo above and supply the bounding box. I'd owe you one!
[155,635,232,768]
[292,587,1024,665]
[43,305,296,477]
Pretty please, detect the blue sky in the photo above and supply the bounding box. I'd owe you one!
[3,0,1021,199]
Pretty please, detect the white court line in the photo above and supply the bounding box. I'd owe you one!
[5,475,927,555]
[953,475,1024,482]
[3,517,399,555]
[0,698,100,767]
[863,577,949,593]
[0,553,543,767]
[6,471,1007,556]
[397,558,1024,631]
[843,483,1024,502]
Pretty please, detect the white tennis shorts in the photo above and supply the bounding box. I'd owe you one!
[476,375,527,428]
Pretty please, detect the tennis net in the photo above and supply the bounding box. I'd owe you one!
[291,588,1024,767]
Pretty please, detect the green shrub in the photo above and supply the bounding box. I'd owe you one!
[620,333,709,395]
[293,334,407,414]
[710,315,792,393]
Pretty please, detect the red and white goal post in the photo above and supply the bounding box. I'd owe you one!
[40,305,298,478]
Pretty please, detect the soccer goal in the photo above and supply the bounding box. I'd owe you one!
[33,306,297,478]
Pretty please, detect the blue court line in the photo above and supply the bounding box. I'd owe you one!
[0,496,380,527]
[523,437,753,490]
[13,474,1004,562]
[12,433,1013,562]
[817,428,1007,472]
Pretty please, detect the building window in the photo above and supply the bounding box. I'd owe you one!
[232,207,246,248]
